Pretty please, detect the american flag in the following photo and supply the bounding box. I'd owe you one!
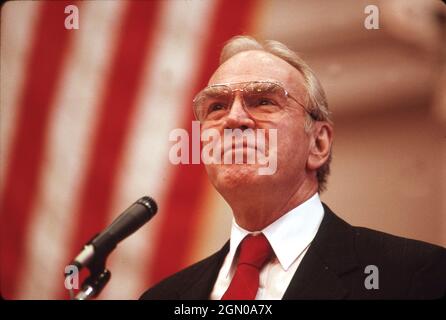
[0,0,258,299]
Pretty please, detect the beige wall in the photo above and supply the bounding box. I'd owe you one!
[323,106,446,247]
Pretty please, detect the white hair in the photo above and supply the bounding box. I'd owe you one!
[219,35,332,192]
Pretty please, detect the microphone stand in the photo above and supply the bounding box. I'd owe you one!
[74,268,111,300]
[67,241,112,300]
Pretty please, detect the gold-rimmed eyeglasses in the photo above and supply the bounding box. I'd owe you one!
[192,81,315,123]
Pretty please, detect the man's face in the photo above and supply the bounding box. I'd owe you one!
[202,50,312,200]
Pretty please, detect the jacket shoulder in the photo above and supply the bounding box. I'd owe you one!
[352,225,446,298]
[320,204,446,299]
[353,225,445,265]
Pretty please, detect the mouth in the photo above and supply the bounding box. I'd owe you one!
[223,141,266,155]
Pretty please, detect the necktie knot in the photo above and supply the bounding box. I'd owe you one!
[237,234,272,269]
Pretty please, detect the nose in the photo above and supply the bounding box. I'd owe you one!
[223,95,255,130]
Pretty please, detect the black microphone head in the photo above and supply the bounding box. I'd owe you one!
[136,196,158,216]
[91,196,158,255]
[72,196,159,271]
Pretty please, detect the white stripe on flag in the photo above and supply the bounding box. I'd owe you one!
[16,1,126,299]
[0,1,41,195]
[100,0,218,299]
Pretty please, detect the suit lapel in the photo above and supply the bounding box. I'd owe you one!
[178,241,230,299]
[283,204,359,299]
[282,248,349,299]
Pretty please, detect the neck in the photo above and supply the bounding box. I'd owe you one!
[228,178,318,231]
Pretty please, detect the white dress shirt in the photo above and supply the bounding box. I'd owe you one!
[210,193,324,300]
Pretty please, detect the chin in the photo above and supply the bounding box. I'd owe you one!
[207,163,263,191]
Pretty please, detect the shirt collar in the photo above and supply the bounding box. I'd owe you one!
[226,193,325,277]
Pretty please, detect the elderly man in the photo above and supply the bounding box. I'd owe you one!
[141,36,446,300]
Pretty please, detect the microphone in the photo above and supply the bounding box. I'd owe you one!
[71,196,158,271]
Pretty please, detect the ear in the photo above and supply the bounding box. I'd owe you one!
[307,121,333,171]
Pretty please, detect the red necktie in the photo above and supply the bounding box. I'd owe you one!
[221,234,273,300]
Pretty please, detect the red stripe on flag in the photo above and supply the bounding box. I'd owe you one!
[0,1,76,299]
[59,1,162,298]
[147,0,258,286]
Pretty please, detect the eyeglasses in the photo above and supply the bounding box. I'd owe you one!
[192,81,314,123]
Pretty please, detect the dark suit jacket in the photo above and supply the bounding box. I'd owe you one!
[140,204,446,299]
